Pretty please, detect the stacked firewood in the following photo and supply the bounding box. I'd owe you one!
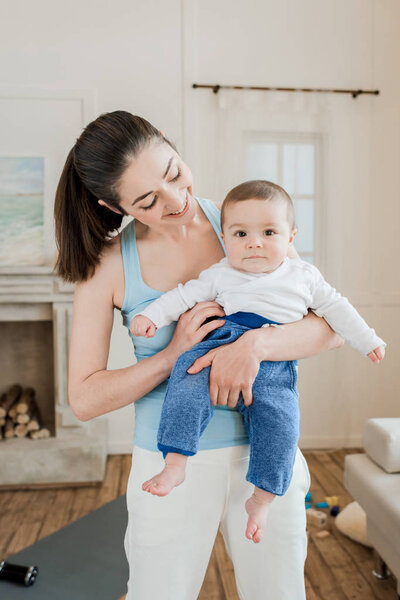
[0,384,50,441]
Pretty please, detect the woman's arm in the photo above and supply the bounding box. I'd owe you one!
[248,310,344,361]
[68,251,225,421]
[68,275,172,421]
[187,312,343,407]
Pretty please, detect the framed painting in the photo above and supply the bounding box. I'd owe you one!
[0,157,45,266]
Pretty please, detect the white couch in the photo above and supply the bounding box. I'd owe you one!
[344,418,400,597]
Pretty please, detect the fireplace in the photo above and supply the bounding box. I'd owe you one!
[0,266,107,487]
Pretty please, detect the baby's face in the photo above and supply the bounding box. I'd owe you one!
[221,199,296,274]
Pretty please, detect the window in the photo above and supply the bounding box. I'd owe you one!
[244,134,320,264]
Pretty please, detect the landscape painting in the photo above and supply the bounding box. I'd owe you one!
[0,157,45,266]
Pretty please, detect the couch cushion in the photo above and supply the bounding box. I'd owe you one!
[344,453,400,548]
[363,418,400,473]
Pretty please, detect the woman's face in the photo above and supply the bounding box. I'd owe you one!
[116,140,195,227]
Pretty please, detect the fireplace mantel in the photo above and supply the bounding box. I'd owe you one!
[0,267,107,487]
[0,265,74,302]
[0,266,75,427]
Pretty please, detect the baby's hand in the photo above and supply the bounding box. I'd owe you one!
[130,315,157,338]
[367,346,385,364]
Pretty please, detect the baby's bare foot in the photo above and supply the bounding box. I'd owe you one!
[142,463,186,497]
[245,490,274,543]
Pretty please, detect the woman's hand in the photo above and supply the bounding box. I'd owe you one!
[186,312,344,406]
[164,301,226,366]
[187,330,261,407]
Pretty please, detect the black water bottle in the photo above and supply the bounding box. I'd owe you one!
[0,560,38,586]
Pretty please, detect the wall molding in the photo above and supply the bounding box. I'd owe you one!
[0,85,97,124]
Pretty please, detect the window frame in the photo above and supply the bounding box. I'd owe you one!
[242,130,323,268]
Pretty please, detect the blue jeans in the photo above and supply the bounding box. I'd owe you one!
[157,312,299,495]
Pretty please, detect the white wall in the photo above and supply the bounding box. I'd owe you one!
[1,0,399,451]
[0,0,183,453]
[183,0,400,447]
[1,0,183,138]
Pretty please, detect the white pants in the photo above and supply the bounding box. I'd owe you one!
[124,444,310,600]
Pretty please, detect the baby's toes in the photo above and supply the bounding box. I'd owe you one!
[245,519,258,541]
[253,527,263,544]
[142,478,156,492]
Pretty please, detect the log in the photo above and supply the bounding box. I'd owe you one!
[0,417,5,426]
[29,428,50,440]
[16,388,36,414]
[15,424,29,438]
[26,406,41,432]
[4,418,15,439]
[8,406,18,419]
[0,385,23,418]
[16,397,39,424]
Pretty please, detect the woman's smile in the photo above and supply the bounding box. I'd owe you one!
[165,191,190,218]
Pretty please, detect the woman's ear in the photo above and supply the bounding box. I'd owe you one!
[98,199,124,216]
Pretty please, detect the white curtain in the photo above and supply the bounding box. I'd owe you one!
[192,86,374,287]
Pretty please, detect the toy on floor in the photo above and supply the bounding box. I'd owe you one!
[335,501,372,547]
[306,509,328,527]
[315,530,330,539]
[305,493,340,515]
[325,495,339,507]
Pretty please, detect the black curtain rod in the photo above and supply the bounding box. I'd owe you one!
[192,83,380,99]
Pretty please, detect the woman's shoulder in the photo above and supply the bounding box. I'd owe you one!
[95,233,121,270]
[76,234,124,309]
[197,197,221,215]
[196,197,222,233]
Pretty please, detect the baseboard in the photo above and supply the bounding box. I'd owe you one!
[107,440,134,455]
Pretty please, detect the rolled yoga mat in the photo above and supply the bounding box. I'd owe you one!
[0,495,129,599]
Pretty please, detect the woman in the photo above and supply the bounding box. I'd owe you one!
[54,110,342,600]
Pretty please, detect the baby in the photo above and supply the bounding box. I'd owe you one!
[130,180,386,544]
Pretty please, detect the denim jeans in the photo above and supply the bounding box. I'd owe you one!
[157,312,299,495]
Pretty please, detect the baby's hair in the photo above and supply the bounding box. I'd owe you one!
[220,180,296,230]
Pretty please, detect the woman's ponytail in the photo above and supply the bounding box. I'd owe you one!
[54,148,123,282]
[54,111,168,282]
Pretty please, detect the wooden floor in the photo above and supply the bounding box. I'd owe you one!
[0,450,397,600]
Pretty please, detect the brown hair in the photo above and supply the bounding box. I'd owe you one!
[220,180,296,230]
[54,110,176,282]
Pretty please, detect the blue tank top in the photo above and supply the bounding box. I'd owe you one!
[120,197,249,451]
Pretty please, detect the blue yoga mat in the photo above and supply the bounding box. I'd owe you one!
[0,495,129,600]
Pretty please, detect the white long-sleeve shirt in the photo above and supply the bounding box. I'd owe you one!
[139,257,385,356]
